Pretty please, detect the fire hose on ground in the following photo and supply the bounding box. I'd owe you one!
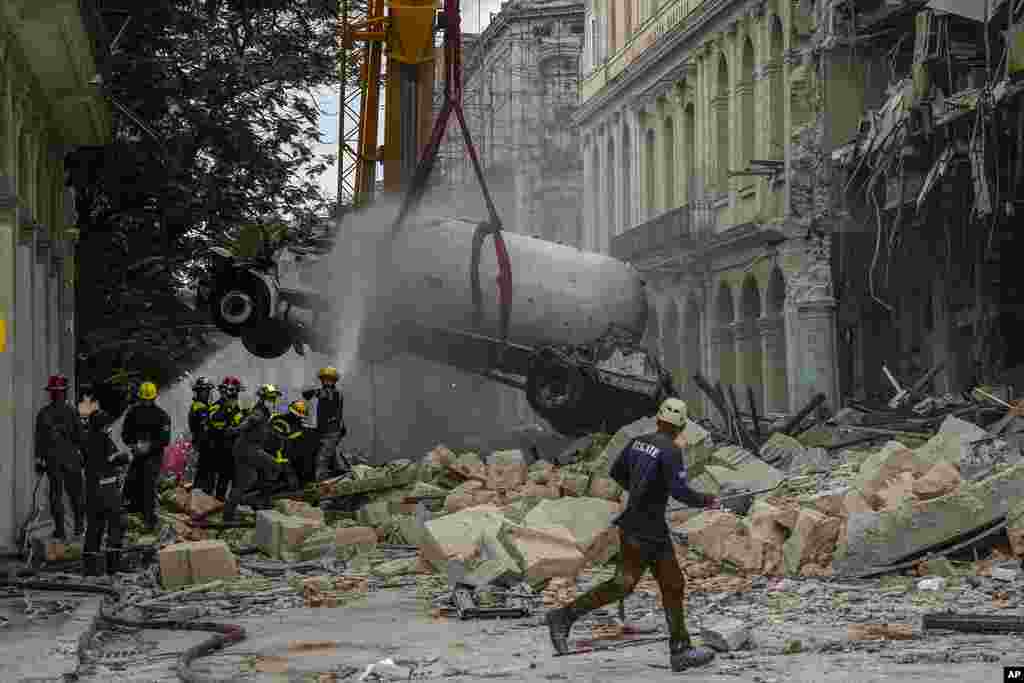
[0,575,247,683]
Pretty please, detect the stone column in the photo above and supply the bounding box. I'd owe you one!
[709,324,734,426]
[13,208,34,547]
[795,298,839,412]
[61,187,78,389]
[758,312,787,413]
[0,177,15,545]
[733,318,761,414]
[48,244,60,374]
[35,224,50,385]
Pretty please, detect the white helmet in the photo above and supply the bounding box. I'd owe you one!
[656,397,688,427]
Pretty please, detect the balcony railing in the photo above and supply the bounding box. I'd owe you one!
[610,204,695,261]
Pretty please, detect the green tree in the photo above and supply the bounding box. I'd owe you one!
[68,0,342,389]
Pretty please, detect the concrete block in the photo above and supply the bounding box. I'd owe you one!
[528,460,556,484]
[701,618,752,652]
[523,498,620,551]
[188,540,239,583]
[445,492,475,513]
[872,471,917,511]
[807,488,849,517]
[159,543,193,590]
[427,445,456,467]
[750,499,798,535]
[705,447,785,494]
[856,442,930,503]
[1008,499,1024,557]
[782,508,841,575]
[472,489,501,506]
[587,476,623,501]
[682,511,744,561]
[843,490,874,515]
[498,523,584,582]
[912,462,962,500]
[254,510,285,557]
[335,526,378,558]
[720,524,768,574]
[488,462,528,490]
[274,499,325,523]
[358,500,392,528]
[560,472,589,497]
[421,505,506,570]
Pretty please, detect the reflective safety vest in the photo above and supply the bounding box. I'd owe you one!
[268,414,303,464]
[208,401,244,431]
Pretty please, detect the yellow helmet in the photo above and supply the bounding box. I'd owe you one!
[256,383,281,400]
[289,400,307,418]
[656,397,687,427]
[318,366,339,382]
[138,382,158,401]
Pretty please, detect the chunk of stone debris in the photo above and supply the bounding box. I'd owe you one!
[759,432,805,466]
[701,618,752,652]
[917,577,947,591]
[1009,499,1024,558]
[682,511,743,562]
[528,460,556,484]
[587,476,623,502]
[472,490,501,506]
[782,508,841,575]
[847,624,914,641]
[444,492,474,513]
[498,523,584,582]
[357,500,391,528]
[274,499,324,523]
[912,462,961,501]
[487,449,528,489]
[454,452,487,479]
[842,490,874,515]
[749,499,798,532]
[159,540,238,589]
[806,488,849,518]
[872,471,917,511]
[707,445,786,492]
[426,445,455,467]
[254,510,321,560]
[421,505,507,570]
[720,523,770,574]
[856,442,931,503]
[560,472,589,497]
[991,564,1020,582]
[524,498,620,550]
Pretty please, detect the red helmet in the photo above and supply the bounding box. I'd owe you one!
[220,376,241,388]
[46,375,69,392]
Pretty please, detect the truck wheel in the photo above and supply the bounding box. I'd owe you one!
[209,270,270,336]
[241,319,295,359]
[526,348,587,433]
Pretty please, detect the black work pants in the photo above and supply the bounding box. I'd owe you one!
[223,448,280,522]
[193,442,218,493]
[563,532,691,647]
[127,454,161,529]
[46,458,83,539]
[215,441,235,500]
[84,479,125,556]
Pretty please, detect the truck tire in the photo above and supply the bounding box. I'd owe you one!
[209,270,270,336]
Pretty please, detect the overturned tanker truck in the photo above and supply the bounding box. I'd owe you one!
[198,216,674,437]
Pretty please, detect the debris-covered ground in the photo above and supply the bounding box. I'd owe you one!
[5,395,1024,681]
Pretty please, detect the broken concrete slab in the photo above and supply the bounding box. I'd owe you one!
[720,523,769,574]
[912,462,962,500]
[836,461,1024,574]
[559,472,589,497]
[706,446,785,494]
[701,618,752,652]
[523,498,620,551]
[782,508,841,575]
[421,505,507,570]
[497,523,584,583]
[915,416,1023,480]
[804,488,849,518]
[855,441,930,502]
[872,471,917,511]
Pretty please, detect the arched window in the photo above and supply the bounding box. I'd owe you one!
[716,55,730,192]
[742,38,755,165]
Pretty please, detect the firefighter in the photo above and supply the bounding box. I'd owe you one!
[189,376,216,492]
[208,376,245,500]
[302,366,347,480]
[78,386,131,577]
[545,398,719,672]
[264,400,308,491]
[121,381,171,531]
[222,383,282,522]
[35,374,85,540]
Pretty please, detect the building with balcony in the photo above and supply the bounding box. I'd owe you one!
[575,0,869,419]
[433,0,586,245]
[0,2,111,544]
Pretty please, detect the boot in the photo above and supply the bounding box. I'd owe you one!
[669,641,715,672]
[546,607,577,655]
[105,550,123,576]
[81,552,104,577]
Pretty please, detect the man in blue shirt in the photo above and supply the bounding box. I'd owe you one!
[546,398,719,672]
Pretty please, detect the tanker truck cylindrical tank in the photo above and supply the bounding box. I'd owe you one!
[379,217,648,347]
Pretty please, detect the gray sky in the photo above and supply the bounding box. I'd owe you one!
[314,0,503,201]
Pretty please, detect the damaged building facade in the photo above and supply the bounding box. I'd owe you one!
[832,0,1024,403]
[434,0,586,245]
[577,0,857,419]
